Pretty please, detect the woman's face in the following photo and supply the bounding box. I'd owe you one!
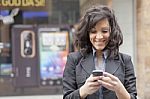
[89,18,110,51]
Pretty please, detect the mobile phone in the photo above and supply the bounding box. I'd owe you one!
[92,70,103,76]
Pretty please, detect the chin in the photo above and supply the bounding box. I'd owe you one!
[95,47,105,51]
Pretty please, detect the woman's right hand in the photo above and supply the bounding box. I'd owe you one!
[79,74,102,98]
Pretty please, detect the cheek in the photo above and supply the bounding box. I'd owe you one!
[105,36,110,45]
[89,35,94,42]
[104,34,110,40]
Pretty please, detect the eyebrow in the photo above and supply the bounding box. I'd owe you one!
[91,27,110,30]
[101,27,110,30]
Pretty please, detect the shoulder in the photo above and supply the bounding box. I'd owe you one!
[68,51,82,58]
[119,52,131,60]
[118,52,132,65]
[67,51,83,63]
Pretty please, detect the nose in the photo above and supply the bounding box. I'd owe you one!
[96,32,103,39]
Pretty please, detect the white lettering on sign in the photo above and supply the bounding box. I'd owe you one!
[26,66,31,77]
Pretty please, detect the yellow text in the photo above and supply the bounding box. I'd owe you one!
[0,0,45,7]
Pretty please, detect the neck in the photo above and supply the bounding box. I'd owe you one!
[96,50,103,68]
[96,50,103,56]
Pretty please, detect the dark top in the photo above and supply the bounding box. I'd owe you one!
[63,51,137,99]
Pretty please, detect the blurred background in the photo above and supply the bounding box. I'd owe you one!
[0,0,149,99]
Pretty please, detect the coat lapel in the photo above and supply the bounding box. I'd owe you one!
[80,53,95,76]
[105,58,121,74]
[80,53,121,75]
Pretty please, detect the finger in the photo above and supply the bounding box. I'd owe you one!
[88,85,100,91]
[90,82,102,87]
[86,75,93,82]
[98,80,114,90]
[101,76,114,85]
[87,76,101,82]
[92,85,101,88]
[100,76,118,87]
[101,76,111,82]
[87,80,102,88]
[103,72,118,81]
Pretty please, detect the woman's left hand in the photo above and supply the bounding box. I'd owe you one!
[98,72,124,93]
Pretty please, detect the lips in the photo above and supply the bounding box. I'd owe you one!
[95,39,107,46]
[95,38,105,41]
[95,42,104,46]
[95,39,106,44]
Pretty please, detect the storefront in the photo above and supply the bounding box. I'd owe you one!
[2,0,146,98]
[0,0,79,96]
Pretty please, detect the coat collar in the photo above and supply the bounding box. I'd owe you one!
[80,53,95,76]
[80,52,121,76]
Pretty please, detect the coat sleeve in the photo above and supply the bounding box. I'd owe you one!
[63,52,82,99]
[123,54,137,99]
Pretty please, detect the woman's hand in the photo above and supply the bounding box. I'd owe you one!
[98,72,130,99]
[98,72,123,92]
[79,74,102,98]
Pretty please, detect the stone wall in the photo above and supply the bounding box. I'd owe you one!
[137,0,150,99]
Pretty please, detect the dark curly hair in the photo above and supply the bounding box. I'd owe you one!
[74,5,123,58]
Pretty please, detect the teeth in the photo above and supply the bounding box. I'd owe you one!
[95,40,105,42]
[95,42,102,45]
[95,41,105,45]
[95,41,104,43]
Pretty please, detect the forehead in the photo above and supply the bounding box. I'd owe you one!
[94,18,109,28]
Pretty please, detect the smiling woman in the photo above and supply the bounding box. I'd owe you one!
[89,18,110,52]
[63,5,137,99]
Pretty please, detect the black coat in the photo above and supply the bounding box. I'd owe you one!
[63,51,137,99]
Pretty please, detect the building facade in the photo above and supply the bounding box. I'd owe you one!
[0,0,150,98]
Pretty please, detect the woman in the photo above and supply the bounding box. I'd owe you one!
[63,5,137,99]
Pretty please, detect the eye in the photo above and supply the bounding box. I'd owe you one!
[102,30,109,33]
[90,28,97,34]
[101,28,110,33]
